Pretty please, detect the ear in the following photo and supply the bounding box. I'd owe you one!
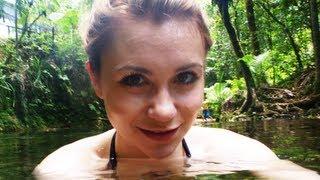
[85,61,103,99]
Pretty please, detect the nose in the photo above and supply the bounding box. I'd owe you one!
[147,87,177,122]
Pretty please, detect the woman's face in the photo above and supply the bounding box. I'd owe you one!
[91,19,206,159]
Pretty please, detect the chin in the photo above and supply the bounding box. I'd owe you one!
[148,151,173,160]
[144,143,178,159]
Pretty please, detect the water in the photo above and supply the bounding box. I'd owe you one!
[0,119,319,179]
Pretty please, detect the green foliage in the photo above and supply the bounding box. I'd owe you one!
[226,78,246,94]
[204,78,246,116]
[242,50,301,86]
[0,34,105,131]
[0,0,318,129]
[205,0,315,88]
[205,83,232,116]
[56,10,79,33]
[0,112,21,132]
[0,0,109,131]
[0,62,13,105]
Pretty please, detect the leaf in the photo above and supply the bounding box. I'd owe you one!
[80,91,88,97]
[88,104,97,112]
[58,74,69,81]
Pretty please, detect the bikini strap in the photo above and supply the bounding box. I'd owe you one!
[182,138,191,158]
[107,132,117,170]
[107,132,191,170]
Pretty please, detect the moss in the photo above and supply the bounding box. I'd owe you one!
[0,112,22,132]
[0,111,50,132]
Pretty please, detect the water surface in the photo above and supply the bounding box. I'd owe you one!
[0,118,319,179]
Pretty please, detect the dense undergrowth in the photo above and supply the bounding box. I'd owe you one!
[1,0,320,132]
[0,33,107,132]
[204,66,320,122]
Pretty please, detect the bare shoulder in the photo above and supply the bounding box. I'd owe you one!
[185,126,278,162]
[33,129,115,175]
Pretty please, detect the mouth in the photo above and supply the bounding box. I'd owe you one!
[138,126,180,142]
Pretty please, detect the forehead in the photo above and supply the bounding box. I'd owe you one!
[122,19,198,40]
[113,19,205,55]
[99,18,205,72]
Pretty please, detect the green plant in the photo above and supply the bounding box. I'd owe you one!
[204,82,232,116]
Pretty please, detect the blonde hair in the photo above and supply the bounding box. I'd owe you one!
[80,0,212,74]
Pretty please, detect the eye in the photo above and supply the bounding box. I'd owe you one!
[119,73,147,87]
[175,71,199,85]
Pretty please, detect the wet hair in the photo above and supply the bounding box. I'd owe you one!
[80,0,212,74]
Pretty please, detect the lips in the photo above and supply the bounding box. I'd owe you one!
[138,126,180,142]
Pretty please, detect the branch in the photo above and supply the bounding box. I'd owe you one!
[18,12,44,43]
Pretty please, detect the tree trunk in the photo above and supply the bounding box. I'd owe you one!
[258,2,303,72]
[232,0,241,40]
[15,0,18,48]
[18,12,43,43]
[246,0,261,55]
[267,33,273,50]
[285,28,303,71]
[216,1,244,57]
[238,59,256,112]
[214,0,257,113]
[310,0,320,93]
[13,74,27,125]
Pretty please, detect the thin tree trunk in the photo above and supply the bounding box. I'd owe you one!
[310,0,320,93]
[15,0,18,48]
[214,0,257,113]
[239,60,255,112]
[258,2,303,71]
[18,12,43,43]
[13,74,26,125]
[267,33,273,50]
[216,1,244,57]
[232,0,241,40]
[246,0,261,55]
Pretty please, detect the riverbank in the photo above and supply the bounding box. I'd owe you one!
[0,112,109,133]
[215,68,320,122]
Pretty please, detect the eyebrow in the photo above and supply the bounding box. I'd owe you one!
[113,62,203,74]
[113,65,152,75]
[176,63,203,72]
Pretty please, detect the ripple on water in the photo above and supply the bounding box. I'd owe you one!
[34,158,319,179]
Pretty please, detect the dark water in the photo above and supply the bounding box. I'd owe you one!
[0,119,319,179]
[204,118,320,172]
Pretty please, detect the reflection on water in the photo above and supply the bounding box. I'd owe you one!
[0,119,319,179]
[198,118,320,172]
[33,158,319,179]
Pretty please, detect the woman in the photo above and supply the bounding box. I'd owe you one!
[34,0,318,178]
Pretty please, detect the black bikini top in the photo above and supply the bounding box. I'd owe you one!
[107,132,191,170]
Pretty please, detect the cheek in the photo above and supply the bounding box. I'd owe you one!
[103,86,147,126]
[176,85,204,117]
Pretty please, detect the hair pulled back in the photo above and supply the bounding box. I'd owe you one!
[80,0,212,74]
